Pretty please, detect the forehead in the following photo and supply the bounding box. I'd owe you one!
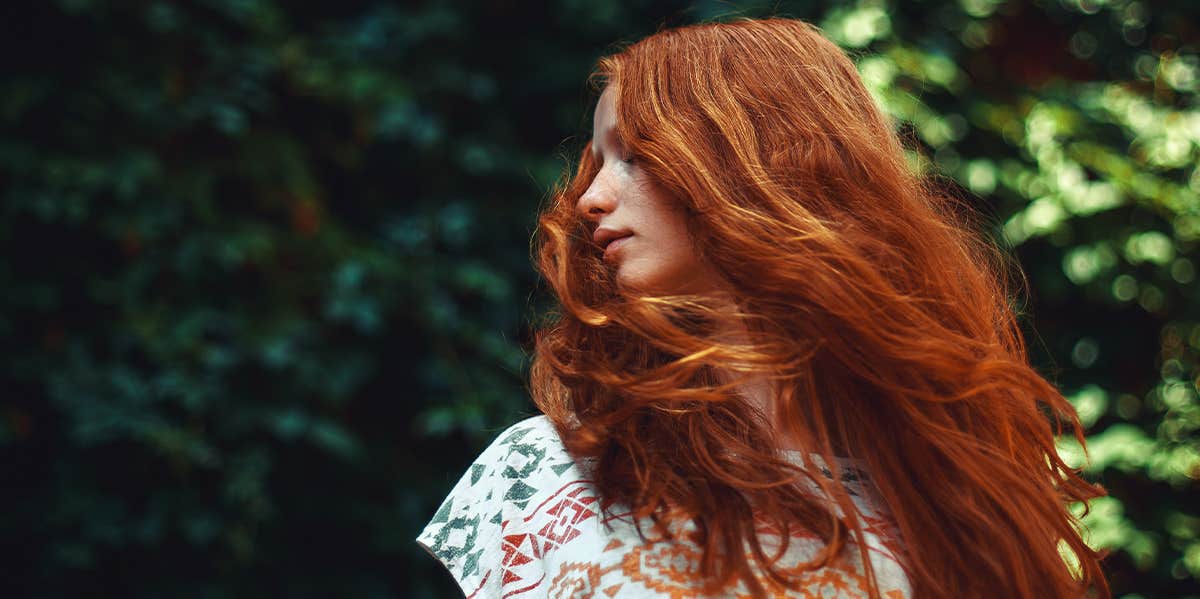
[591,86,620,157]
[593,85,617,126]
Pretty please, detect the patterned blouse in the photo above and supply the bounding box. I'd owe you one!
[417,415,912,598]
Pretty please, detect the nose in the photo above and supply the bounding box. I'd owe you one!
[576,165,617,223]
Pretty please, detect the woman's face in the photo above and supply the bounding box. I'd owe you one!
[577,86,723,295]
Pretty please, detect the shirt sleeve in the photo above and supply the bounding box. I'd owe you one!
[415,416,556,597]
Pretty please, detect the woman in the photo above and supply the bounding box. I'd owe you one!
[418,17,1110,599]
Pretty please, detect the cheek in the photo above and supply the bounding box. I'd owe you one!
[619,220,703,292]
[654,204,698,263]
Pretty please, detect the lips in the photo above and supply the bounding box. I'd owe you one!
[602,234,632,259]
[591,227,634,263]
[593,227,634,251]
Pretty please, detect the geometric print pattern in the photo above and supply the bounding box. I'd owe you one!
[417,416,912,598]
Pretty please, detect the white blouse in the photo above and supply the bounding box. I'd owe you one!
[418,415,912,598]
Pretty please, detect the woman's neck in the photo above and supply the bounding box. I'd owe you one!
[702,307,806,452]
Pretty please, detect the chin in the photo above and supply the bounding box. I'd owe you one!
[615,270,657,294]
[617,272,683,296]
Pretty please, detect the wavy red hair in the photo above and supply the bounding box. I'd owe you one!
[529,17,1109,599]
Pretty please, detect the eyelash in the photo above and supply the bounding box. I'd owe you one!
[595,155,636,169]
[592,144,638,167]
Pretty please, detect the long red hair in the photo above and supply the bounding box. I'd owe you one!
[529,17,1109,599]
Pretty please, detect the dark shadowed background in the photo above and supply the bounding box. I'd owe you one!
[1,0,1197,597]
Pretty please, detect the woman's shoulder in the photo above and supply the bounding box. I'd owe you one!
[487,413,564,451]
[419,413,582,521]
[415,415,589,596]
[470,414,579,483]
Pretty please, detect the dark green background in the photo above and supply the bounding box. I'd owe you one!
[1,1,1196,597]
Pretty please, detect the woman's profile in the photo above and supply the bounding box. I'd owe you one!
[418,17,1109,599]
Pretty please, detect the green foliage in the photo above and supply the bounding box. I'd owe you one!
[0,0,1195,597]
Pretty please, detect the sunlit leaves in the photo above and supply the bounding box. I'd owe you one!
[1062,242,1118,285]
[1074,496,1159,570]
[821,2,892,48]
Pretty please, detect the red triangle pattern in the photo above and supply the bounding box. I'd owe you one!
[537,486,599,548]
[500,532,544,585]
